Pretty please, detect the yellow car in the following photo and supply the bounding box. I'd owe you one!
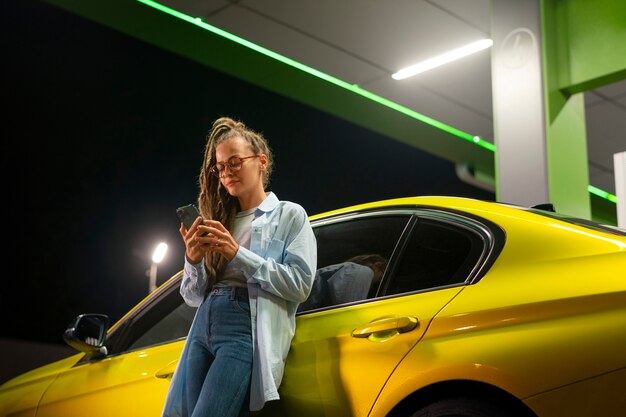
[2,196,625,417]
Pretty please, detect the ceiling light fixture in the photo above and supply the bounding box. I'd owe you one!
[392,39,493,80]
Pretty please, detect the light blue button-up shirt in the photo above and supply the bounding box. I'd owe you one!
[162,192,316,414]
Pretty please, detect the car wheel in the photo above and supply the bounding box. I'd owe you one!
[410,397,515,417]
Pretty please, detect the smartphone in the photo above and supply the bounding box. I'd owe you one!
[176,204,202,230]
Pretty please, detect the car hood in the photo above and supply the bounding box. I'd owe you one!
[0,352,83,390]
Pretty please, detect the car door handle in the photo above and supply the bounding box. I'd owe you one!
[155,360,179,379]
[351,316,419,338]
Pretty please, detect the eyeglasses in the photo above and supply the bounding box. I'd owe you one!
[209,155,260,177]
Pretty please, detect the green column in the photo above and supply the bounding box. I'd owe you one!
[541,62,590,218]
[542,0,626,219]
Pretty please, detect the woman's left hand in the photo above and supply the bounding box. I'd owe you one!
[197,220,239,261]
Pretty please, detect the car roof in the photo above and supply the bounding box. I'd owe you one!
[308,195,626,238]
[309,195,494,220]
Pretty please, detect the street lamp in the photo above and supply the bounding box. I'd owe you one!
[149,242,168,293]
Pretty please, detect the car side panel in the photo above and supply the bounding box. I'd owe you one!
[524,367,626,416]
[369,251,626,416]
[260,287,463,417]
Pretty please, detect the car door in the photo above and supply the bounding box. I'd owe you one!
[36,273,195,417]
[262,209,495,417]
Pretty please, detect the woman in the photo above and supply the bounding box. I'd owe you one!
[162,117,317,417]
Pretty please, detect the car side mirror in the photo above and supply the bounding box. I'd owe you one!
[63,313,109,357]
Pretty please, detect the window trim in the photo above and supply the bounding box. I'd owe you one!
[309,205,505,307]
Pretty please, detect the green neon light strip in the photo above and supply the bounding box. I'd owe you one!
[136,0,616,205]
[588,185,618,203]
[135,0,494,149]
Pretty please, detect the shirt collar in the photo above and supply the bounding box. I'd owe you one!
[256,191,279,213]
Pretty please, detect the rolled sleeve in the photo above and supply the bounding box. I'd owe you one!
[180,258,209,307]
[229,246,265,277]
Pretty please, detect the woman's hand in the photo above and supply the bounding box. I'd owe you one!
[197,220,239,262]
[180,216,209,264]
[179,217,239,263]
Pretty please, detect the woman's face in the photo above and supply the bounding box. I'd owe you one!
[215,136,266,199]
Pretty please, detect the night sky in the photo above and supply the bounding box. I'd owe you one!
[3,0,494,346]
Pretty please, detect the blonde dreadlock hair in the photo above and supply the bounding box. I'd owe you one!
[198,116,273,281]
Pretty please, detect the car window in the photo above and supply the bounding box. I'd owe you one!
[127,299,196,351]
[313,214,411,268]
[299,214,410,312]
[384,218,485,295]
[106,279,196,355]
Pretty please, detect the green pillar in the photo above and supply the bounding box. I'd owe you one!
[541,46,590,219]
[541,0,626,219]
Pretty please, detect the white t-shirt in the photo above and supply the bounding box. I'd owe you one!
[216,206,257,287]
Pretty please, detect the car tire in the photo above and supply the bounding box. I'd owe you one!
[410,396,515,417]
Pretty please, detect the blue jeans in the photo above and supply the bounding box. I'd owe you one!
[183,286,252,417]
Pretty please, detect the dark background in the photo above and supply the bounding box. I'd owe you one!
[2,0,493,377]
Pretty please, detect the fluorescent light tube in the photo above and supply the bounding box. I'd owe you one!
[392,39,493,80]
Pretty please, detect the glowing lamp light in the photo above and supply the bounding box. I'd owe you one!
[148,242,168,293]
[392,39,493,80]
[152,242,168,263]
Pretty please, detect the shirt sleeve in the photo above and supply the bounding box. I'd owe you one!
[179,257,209,307]
[229,204,317,303]
[327,263,373,304]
